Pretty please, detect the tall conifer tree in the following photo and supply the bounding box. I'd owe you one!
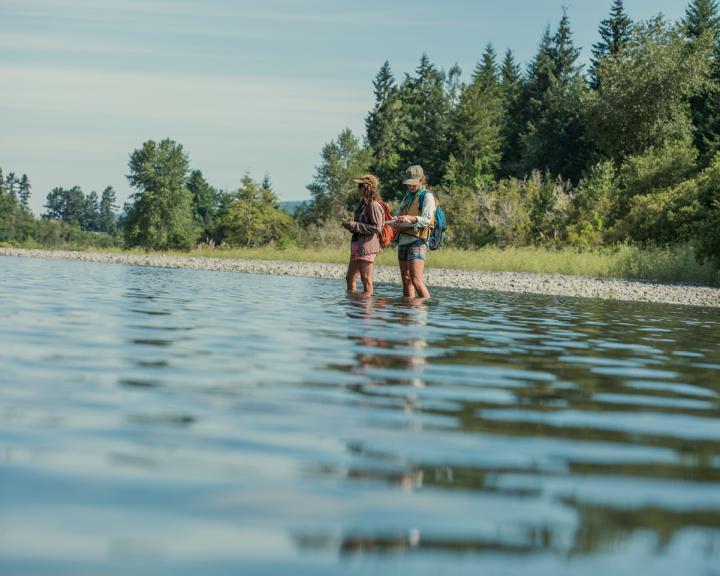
[5,172,18,198]
[684,0,720,162]
[99,186,117,234]
[399,54,452,185]
[520,10,591,182]
[366,61,408,200]
[499,49,526,177]
[589,0,633,88]
[18,174,31,209]
[448,44,504,188]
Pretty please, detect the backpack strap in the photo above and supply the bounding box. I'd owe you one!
[398,191,413,215]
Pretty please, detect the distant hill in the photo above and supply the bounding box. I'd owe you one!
[279,200,308,215]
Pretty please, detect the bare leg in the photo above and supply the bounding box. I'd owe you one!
[408,258,430,298]
[399,260,416,298]
[358,261,374,294]
[346,260,360,292]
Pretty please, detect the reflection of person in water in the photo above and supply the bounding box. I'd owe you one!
[345,296,430,397]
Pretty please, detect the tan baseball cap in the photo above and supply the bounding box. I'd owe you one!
[403,165,424,185]
[353,174,378,188]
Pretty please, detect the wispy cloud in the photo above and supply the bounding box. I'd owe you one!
[0,65,369,130]
[1,0,465,30]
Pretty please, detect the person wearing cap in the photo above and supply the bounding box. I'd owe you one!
[393,165,435,299]
[341,174,385,295]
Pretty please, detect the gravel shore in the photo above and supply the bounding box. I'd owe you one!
[2,247,719,308]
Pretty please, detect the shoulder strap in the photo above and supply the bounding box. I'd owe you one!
[398,191,413,214]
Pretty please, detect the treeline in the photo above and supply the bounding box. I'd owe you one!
[299,0,720,266]
[1,0,719,269]
[0,168,122,248]
[0,140,294,251]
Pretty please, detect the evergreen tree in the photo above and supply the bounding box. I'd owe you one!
[366,61,409,200]
[552,9,582,82]
[0,168,18,242]
[684,0,720,37]
[447,44,504,188]
[18,174,31,209]
[398,54,453,185]
[525,26,555,106]
[520,10,591,182]
[99,186,117,235]
[590,0,633,88]
[5,172,18,198]
[445,63,464,108]
[44,186,80,225]
[684,0,720,162]
[124,138,198,249]
[85,191,100,231]
[187,169,215,238]
[499,49,526,177]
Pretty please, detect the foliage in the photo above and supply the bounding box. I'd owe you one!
[397,54,453,183]
[566,161,618,248]
[474,172,572,247]
[187,169,217,240]
[365,62,410,201]
[123,138,198,250]
[617,139,699,199]
[447,44,504,189]
[518,11,591,182]
[693,152,720,264]
[99,186,118,235]
[587,17,711,162]
[32,220,119,249]
[609,140,701,243]
[301,128,372,225]
[499,49,525,178]
[216,175,294,247]
[684,0,720,163]
[589,0,633,89]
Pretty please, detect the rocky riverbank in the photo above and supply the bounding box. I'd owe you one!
[2,247,719,308]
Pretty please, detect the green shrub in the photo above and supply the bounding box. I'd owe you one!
[566,161,618,248]
[618,139,698,200]
[694,153,720,266]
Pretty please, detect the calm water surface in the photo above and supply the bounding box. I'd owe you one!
[1,255,720,575]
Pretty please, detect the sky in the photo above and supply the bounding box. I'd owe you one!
[1,0,686,215]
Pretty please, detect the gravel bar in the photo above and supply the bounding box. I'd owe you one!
[2,247,719,308]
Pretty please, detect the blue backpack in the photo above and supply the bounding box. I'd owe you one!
[419,190,446,251]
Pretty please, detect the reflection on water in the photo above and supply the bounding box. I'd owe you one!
[1,256,719,575]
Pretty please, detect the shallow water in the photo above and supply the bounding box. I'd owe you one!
[1,255,719,576]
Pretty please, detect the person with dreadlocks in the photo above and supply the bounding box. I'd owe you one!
[341,174,385,295]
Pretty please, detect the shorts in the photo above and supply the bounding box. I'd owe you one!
[398,239,428,262]
[350,241,377,263]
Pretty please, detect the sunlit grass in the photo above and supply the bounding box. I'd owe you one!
[3,242,718,285]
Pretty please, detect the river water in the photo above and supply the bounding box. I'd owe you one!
[1,255,719,575]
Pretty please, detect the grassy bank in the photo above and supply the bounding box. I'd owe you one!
[4,242,718,285]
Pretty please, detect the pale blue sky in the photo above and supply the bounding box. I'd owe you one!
[1,0,685,214]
